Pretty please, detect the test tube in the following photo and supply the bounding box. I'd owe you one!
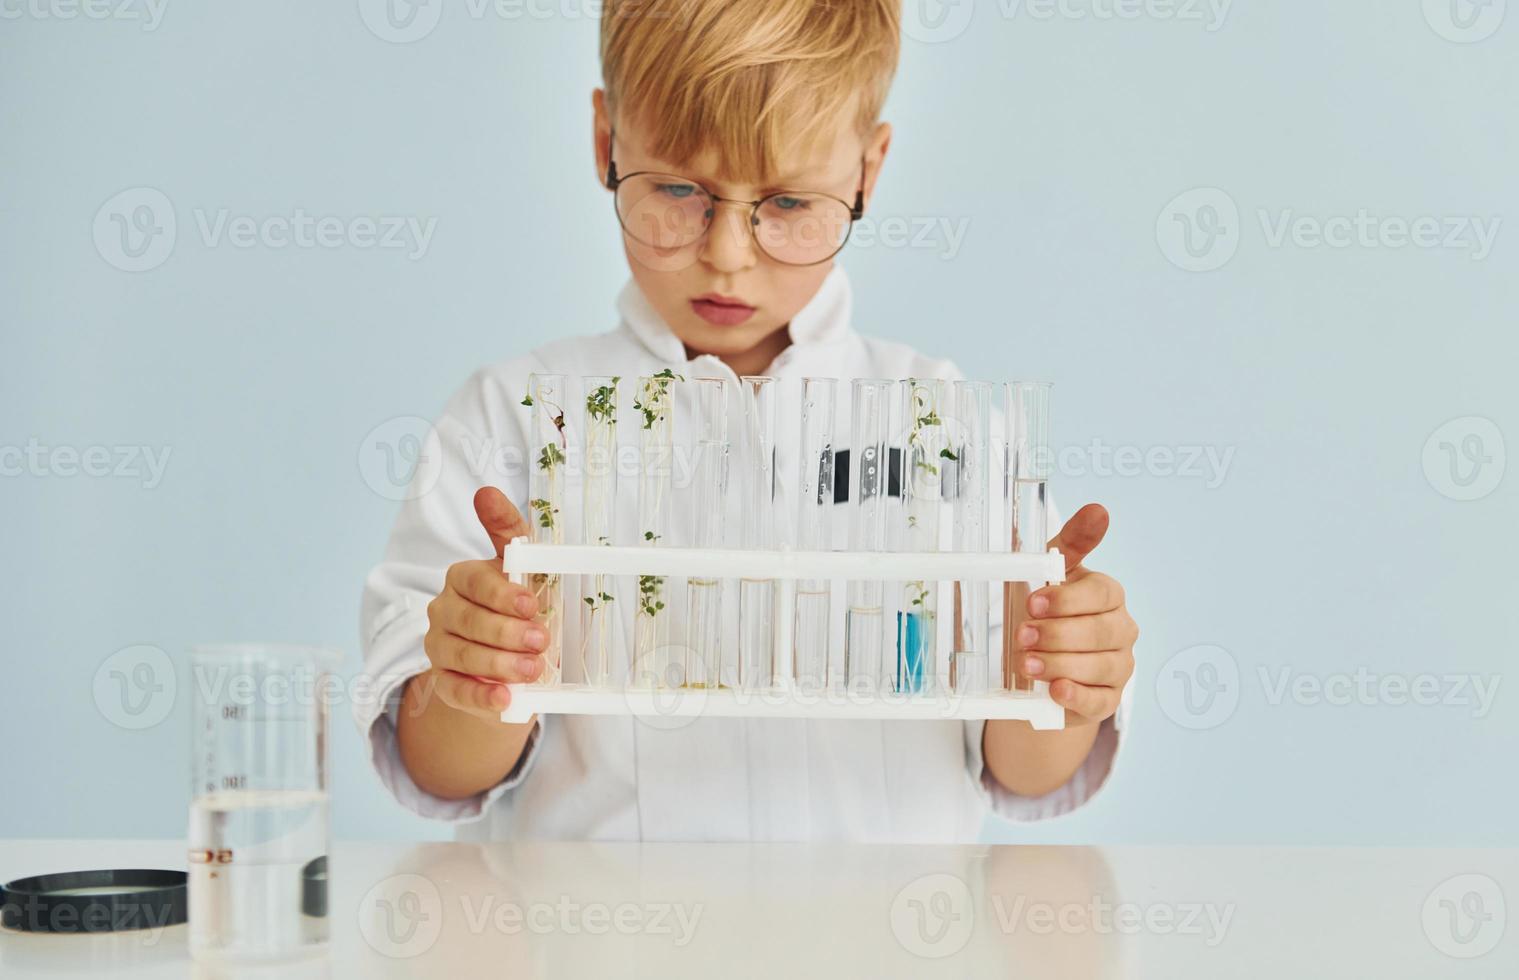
[579,374,619,687]
[1004,381,1052,694]
[632,370,679,688]
[737,376,777,691]
[846,378,895,694]
[950,380,993,695]
[793,377,837,693]
[686,377,728,689]
[897,378,947,695]
[527,372,567,685]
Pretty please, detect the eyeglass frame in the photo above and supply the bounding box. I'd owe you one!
[602,127,868,267]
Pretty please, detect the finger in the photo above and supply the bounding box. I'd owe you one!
[1050,678,1118,721]
[434,669,511,717]
[1020,649,1132,687]
[448,560,538,617]
[430,630,544,683]
[447,598,549,655]
[1029,572,1123,619]
[1047,503,1110,574]
[474,486,531,559]
[1017,610,1133,653]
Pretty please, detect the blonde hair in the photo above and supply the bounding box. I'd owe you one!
[600,0,900,183]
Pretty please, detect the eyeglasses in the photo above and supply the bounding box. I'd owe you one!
[604,129,866,267]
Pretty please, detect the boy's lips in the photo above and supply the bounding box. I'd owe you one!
[690,293,756,326]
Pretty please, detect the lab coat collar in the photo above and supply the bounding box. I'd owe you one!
[615,267,855,367]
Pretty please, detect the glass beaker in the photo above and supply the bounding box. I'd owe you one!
[188,644,340,962]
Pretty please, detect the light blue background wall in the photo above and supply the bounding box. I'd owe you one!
[2,1,1513,844]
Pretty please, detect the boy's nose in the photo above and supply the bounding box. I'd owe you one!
[698,201,759,274]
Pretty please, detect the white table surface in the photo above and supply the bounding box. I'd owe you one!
[0,839,1512,978]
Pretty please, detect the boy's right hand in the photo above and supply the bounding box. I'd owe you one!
[421,487,548,719]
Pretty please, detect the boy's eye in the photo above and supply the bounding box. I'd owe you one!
[772,195,809,211]
[656,182,699,199]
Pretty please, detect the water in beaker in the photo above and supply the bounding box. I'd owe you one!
[188,644,339,962]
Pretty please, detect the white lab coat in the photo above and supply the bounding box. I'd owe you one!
[356,269,1123,842]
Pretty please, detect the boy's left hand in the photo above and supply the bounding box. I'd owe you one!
[1015,503,1138,726]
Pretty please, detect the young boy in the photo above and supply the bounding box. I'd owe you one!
[357,0,1137,842]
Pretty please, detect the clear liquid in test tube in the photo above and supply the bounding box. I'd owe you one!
[1005,381,1052,694]
[846,378,895,695]
[793,378,837,694]
[686,378,728,689]
[527,373,568,685]
[897,378,947,695]
[737,376,776,692]
[633,370,679,688]
[950,381,992,695]
[579,375,619,687]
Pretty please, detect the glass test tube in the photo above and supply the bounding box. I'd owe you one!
[527,372,567,685]
[950,381,993,695]
[897,378,947,695]
[579,375,619,687]
[793,377,837,693]
[737,376,777,692]
[686,378,728,689]
[846,379,895,694]
[633,370,679,688]
[1005,381,1052,694]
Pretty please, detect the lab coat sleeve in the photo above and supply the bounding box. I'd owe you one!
[353,365,549,822]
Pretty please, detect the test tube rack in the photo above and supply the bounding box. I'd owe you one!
[499,538,1068,729]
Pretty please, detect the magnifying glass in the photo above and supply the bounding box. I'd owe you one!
[1,869,188,934]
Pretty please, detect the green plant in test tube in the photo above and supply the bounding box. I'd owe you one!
[631,369,680,688]
[523,373,567,685]
[898,378,947,695]
[579,375,619,687]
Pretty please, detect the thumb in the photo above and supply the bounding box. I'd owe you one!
[1048,502,1110,574]
[473,486,530,558]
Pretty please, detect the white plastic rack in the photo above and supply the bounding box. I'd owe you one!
[499,538,1067,730]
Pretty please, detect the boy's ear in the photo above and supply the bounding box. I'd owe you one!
[592,88,611,187]
[862,121,892,211]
